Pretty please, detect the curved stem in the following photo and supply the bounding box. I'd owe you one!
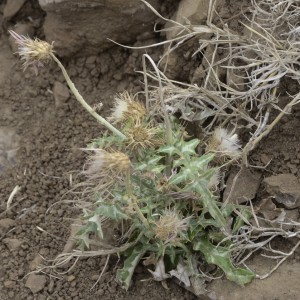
[125,170,151,230]
[51,53,126,140]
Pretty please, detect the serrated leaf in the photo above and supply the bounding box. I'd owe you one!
[96,203,129,220]
[194,236,255,286]
[179,139,200,155]
[116,245,147,290]
[196,185,227,228]
[190,153,214,170]
[88,214,103,238]
[152,165,166,173]
[159,145,178,156]
[147,155,163,165]
[136,155,165,174]
[198,213,221,228]
[173,157,185,168]
[169,172,189,185]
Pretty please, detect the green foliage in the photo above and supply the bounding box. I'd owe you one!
[116,245,148,290]
[194,236,255,285]
[76,116,254,290]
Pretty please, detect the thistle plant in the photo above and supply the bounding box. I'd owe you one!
[9,29,256,293]
[73,95,255,290]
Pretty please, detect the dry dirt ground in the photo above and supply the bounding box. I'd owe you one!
[0,1,300,300]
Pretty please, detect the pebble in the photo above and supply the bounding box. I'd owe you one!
[29,254,43,271]
[4,280,15,289]
[67,275,76,282]
[223,168,262,204]
[48,278,55,293]
[0,218,15,235]
[25,274,47,293]
[3,238,23,251]
[3,0,26,19]
[264,174,300,209]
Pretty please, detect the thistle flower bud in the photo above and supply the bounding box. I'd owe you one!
[154,210,190,243]
[109,91,146,124]
[126,125,163,150]
[206,128,241,160]
[83,149,130,179]
[9,30,54,75]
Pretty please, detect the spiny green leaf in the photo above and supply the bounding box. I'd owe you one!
[88,214,104,238]
[136,155,165,173]
[173,157,186,168]
[194,236,255,286]
[190,153,214,170]
[198,212,221,228]
[178,138,200,155]
[116,245,147,290]
[159,145,179,156]
[169,172,189,185]
[196,185,227,228]
[95,203,129,220]
[147,155,163,165]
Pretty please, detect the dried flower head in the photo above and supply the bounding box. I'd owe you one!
[154,210,191,243]
[9,30,54,75]
[125,125,163,150]
[109,91,146,124]
[83,149,130,179]
[206,128,241,159]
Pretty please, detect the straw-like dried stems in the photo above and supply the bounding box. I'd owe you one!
[130,1,300,165]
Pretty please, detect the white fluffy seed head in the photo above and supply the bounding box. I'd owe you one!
[207,128,241,159]
[154,210,191,243]
[110,99,128,123]
[109,91,146,124]
[9,30,54,74]
[83,149,130,179]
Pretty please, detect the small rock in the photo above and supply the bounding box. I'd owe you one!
[53,81,70,107]
[113,73,122,81]
[0,218,15,235]
[4,280,16,289]
[29,254,43,271]
[67,275,76,282]
[3,238,23,251]
[166,0,210,40]
[0,267,6,279]
[48,278,55,293]
[3,0,26,19]
[223,168,261,204]
[264,174,300,209]
[260,153,271,165]
[86,56,97,65]
[8,291,15,298]
[25,274,47,294]
[116,80,128,93]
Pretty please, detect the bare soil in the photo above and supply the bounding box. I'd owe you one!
[0,1,299,300]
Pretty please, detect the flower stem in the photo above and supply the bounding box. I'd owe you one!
[50,53,126,140]
[125,170,151,230]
